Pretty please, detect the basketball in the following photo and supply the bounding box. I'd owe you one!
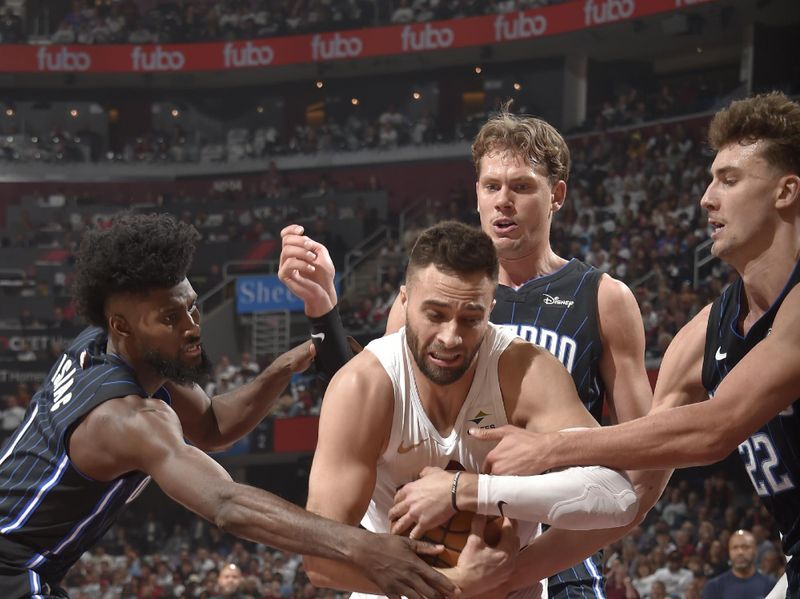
[418,511,504,568]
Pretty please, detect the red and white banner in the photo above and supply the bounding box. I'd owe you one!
[1,0,716,73]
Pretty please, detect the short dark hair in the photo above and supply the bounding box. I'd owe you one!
[708,91,800,176]
[472,105,570,183]
[73,212,201,328]
[406,221,498,284]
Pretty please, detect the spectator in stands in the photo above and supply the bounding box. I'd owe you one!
[390,0,415,23]
[661,487,688,528]
[652,549,694,597]
[212,562,251,598]
[214,355,240,393]
[48,306,74,329]
[0,7,23,43]
[605,558,639,599]
[631,559,656,598]
[1,394,26,434]
[237,351,260,384]
[649,579,668,599]
[701,529,775,599]
[759,548,784,580]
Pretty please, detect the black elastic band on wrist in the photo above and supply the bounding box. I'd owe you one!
[310,305,354,382]
[450,471,462,512]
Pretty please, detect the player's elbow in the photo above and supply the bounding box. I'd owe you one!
[701,427,740,465]
[211,486,248,535]
[548,468,639,529]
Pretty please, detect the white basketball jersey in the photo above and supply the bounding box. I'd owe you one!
[353,323,544,599]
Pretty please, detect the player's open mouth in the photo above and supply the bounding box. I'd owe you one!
[184,343,202,356]
[492,218,518,235]
[708,220,725,238]
[429,351,461,366]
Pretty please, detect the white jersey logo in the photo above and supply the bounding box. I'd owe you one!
[715,347,727,361]
[542,294,575,308]
[50,355,77,412]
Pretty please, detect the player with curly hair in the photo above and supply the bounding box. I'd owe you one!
[0,212,474,599]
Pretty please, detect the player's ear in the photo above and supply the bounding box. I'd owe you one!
[775,174,800,211]
[550,180,567,213]
[109,314,131,338]
[400,285,408,310]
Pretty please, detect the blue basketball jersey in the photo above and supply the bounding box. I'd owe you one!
[0,326,169,585]
[490,259,606,598]
[491,259,605,420]
[702,257,800,560]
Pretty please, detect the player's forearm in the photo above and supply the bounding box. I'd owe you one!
[207,356,296,446]
[540,404,735,472]
[500,472,666,593]
[460,467,638,529]
[212,482,368,563]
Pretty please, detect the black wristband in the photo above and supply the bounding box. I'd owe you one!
[310,305,354,382]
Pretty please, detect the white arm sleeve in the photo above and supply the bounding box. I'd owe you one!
[476,466,639,530]
[765,572,788,599]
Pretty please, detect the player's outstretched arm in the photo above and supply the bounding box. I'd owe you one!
[68,395,457,599]
[477,289,800,472]
[166,340,316,452]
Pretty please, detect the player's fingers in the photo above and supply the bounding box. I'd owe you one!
[496,517,519,551]
[409,520,426,540]
[282,270,317,291]
[279,224,304,238]
[500,515,516,534]
[391,512,416,536]
[469,514,488,537]
[393,485,407,504]
[406,538,445,556]
[279,233,310,253]
[418,465,440,477]
[405,574,443,599]
[279,248,318,270]
[467,424,511,441]
[387,499,406,522]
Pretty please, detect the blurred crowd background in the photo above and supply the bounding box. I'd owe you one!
[0,0,798,597]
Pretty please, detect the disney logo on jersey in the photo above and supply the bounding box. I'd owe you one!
[542,294,574,308]
[50,354,77,412]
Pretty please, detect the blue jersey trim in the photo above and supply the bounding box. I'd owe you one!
[0,454,70,534]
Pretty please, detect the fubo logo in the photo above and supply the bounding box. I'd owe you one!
[223,41,274,68]
[131,46,186,71]
[401,24,454,51]
[37,47,91,72]
[494,12,547,42]
[584,0,636,26]
[311,33,363,60]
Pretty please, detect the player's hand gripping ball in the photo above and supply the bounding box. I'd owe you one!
[417,511,504,568]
